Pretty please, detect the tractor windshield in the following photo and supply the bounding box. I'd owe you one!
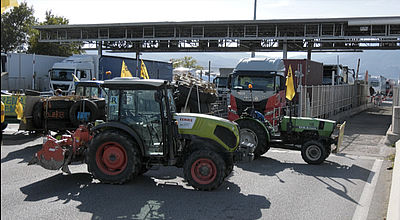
[76,86,102,98]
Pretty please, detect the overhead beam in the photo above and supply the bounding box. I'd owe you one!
[33,16,400,53]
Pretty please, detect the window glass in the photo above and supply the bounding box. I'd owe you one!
[107,90,120,121]
[50,69,74,81]
[232,75,274,91]
[167,89,176,113]
[76,86,84,96]
[119,89,162,155]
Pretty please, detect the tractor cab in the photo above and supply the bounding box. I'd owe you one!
[100,77,177,158]
[74,80,105,98]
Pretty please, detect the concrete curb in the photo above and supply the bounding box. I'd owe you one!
[385,125,400,146]
[386,141,400,220]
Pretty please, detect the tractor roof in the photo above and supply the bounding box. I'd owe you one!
[75,80,104,86]
[103,77,169,87]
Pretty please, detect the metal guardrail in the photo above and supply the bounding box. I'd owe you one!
[298,84,369,118]
[393,86,400,107]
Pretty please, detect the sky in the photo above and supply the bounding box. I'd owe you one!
[13,0,400,79]
[22,0,400,24]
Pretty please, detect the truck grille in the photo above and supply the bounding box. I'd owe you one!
[235,97,268,116]
[53,84,69,91]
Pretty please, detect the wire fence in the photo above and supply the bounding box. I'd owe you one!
[298,83,369,118]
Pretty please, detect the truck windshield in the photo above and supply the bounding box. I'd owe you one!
[51,69,74,81]
[370,81,380,87]
[232,75,275,91]
[214,77,228,88]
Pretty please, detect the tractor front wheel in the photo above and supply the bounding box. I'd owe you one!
[87,130,141,184]
[301,140,327,165]
[237,119,269,158]
[184,150,226,191]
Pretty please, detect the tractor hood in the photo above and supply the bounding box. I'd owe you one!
[281,116,337,137]
[174,113,240,151]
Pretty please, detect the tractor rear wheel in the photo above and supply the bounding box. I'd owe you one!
[236,119,269,158]
[87,130,141,184]
[184,150,226,191]
[301,140,327,165]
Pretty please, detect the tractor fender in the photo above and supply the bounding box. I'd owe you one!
[181,134,234,164]
[235,117,270,142]
[91,122,145,156]
[185,135,230,153]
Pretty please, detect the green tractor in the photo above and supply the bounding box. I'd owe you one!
[30,77,253,191]
[236,108,345,164]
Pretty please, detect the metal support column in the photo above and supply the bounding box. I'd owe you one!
[97,41,103,56]
[307,48,312,60]
[282,41,288,59]
[136,51,140,77]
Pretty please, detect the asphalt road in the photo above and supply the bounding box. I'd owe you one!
[1,104,396,220]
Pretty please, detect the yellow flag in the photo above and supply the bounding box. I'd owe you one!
[1,0,18,14]
[140,60,149,79]
[15,96,26,123]
[121,60,133,77]
[72,73,80,82]
[285,65,295,101]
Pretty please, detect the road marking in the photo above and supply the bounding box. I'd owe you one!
[352,159,383,220]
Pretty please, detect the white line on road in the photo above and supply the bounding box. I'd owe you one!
[352,159,383,220]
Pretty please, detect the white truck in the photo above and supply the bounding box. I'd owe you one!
[49,55,99,94]
[369,75,387,95]
[49,54,173,95]
[1,53,65,92]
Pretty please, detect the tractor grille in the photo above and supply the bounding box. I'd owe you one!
[235,97,268,116]
[214,125,236,149]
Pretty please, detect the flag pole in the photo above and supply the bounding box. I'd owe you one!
[285,65,295,132]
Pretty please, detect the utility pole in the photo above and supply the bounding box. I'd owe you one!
[251,0,257,58]
[253,0,257,20]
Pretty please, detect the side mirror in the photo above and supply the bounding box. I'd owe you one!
[227,74,232,89]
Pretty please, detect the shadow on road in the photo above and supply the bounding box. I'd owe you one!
[1,132,42,146]
[20,169,270,220]
[1,144,42,164]
[237,156,372,205]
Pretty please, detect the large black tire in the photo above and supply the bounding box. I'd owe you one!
[301,140,327,165]
[48,100,73,109]
[87,130,141,184]
[236,119,269,158]
[1,121,8,131]
[224,162,234,179]
[69,99,98,127]
[184,150,226,191]
[32,101,43,129]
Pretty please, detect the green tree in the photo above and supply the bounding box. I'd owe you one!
[170,56,203,70]
[1,2,36,53]
[28,11,83,56]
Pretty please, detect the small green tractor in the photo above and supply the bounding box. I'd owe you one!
[30,77,253,191]
[236,108,345,164]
